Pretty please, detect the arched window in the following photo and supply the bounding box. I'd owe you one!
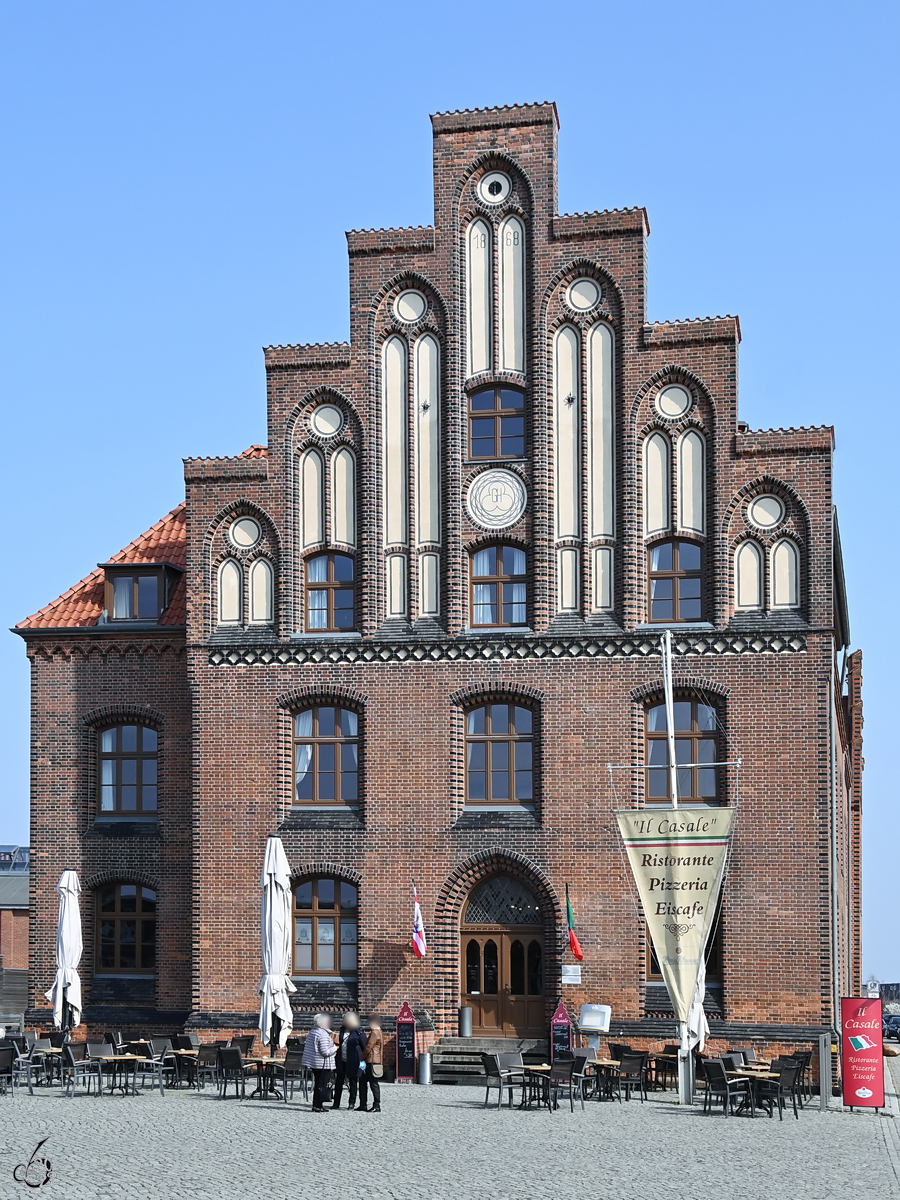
[99,725,157,814]
[294,705,359,806]
[643,432,671,536]
[305,553,355,632]
[471,545,526,627]
[466,219,492,378]
[96,883,156,973]
[645,698,719,805]
[249,558,274,624]
[734,541,763,610]
[468,386,526,459]
[677,430,705,535]
[499,215,525,373]
[648,539,703,622]
[218,559,242,624]
[300,449,325,548]
[465,703,533,806]
[292,877,358,976]
[770,538,800,609]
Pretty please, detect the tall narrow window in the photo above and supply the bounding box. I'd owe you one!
[249,559,274,624]
[468,387,525,459]
[554,325,581,540]
[499,215,525,373]
[645,699,719,805]
[648,540,703,622]
[466,220,491,377]
[470,545,526,627]
[300,449,325,548]
[465,703,534,805]
[99,725,158,814]
[331,447,356,548]
[294,706,359,806]
[305,553,355,632]
[770,538,800,609]
[677,430,705,535]
[96,884,156,972]
[734,541,763,610]
[643,432,671,536]
[218,559,242,624]
[293,878,358,975]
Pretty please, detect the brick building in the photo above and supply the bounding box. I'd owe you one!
[16,102,862,1055]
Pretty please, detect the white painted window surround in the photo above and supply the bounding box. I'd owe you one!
[331,447,356,549]
[218,559,242,625]
[734,540,763,610]
[770,538,800,608]
[466,220,491,378]
[643,432,670,536]
[499,216,525,373]
[414,334,441,548]
[300,449,324,549]
[249,558,274,624]
[677,430,705,535]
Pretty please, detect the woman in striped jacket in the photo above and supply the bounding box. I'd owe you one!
[302,1013,338,1112]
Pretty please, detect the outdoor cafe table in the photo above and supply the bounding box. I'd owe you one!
[585,1058,619,1100]
[725,1068,781,1117]
[168,1048,199,1087]
[94,1053,143,1096]
[244,1056,283,1100]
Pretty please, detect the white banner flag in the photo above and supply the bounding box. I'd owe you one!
[616,807,733,1023]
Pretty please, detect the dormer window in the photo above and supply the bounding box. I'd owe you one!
[102,563,180,623]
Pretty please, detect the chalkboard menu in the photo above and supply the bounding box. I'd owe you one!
[550,1000,573,1061]
[395,1000,417,1081]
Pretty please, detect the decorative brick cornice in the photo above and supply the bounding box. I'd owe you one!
[207,631,807,668]
[431,102,558,133]
[275,685,368,711]
[449,681,545,707]
[642,316,741,346]
[287,862,362,887]
[347,227,436,257]
[82,704,166,729]
[263,342,352,369]
[630,677,731,703]
[551,208,648,240]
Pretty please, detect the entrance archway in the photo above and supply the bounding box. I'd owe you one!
[460,875,545,1035]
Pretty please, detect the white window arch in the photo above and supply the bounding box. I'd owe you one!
[770,538,800,609]
[249,558,274,624]
[677,430,705,535]
[734,540,763,610]
[300,449,324,548]
[643,432,670,536]
[466,220,491,377]
[218,559,242,625]
[331,447,356,549]
[499,215,525,373]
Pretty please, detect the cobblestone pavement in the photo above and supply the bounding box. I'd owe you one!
[1,1079,898,1200]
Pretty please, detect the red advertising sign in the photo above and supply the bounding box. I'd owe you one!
[841,996,884,1108]
[550,1000,573,1061]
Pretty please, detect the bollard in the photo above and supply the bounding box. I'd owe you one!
[458,1006,473,1037]
[417,1051,432,1085]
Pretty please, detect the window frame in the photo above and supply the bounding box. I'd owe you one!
[104,568,170,623]
[292,705,360,808]
[467,385,527,460]
[646,910,723,982]
[304,552,356,633]
[97,724,159,816]
[464,701,536,808]
[644,696,721,806]
[469,543,528,629]
[647,538,705,623]
[95,883,157,974]
[291,877,358,977]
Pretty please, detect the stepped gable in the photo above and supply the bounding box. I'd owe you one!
[17,503,187,629]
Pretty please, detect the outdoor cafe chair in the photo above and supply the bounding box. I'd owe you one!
[547,1058,580,1112]
[720,1053,744,1074]
[191,1045,220,1090]
[62,1043,103,1099]
[654,1044,680,1090]
[571,1050,593,1102]
[24,1031,36,1050]
[497,1051,526,1087]
[218,1047,250,1100]
[726,1048,748,1064]
[788,1050,813,1105]
[756,1061,801,1120]
[480,1053,519,1109]
[613,1052,649,1103]
[271,1050,309,1103]
[0,1046,16,1096]
[230,1035,255,1055]
[125,1042,168,1096]
[48,1031,65,1049]
[700,1059,751,1117]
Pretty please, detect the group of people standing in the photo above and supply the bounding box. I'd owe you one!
[301,1012,383,1113]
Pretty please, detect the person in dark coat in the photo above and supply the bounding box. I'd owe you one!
[332,1012,367,1110]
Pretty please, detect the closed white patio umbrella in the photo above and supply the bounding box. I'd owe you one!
[258,836,296,1050]
[44,869,83,1031]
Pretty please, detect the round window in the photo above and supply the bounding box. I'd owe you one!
[310,405,344,437]
[393,290,427,323]
[655,385,692,418]
[566,278,601,311]
[748,495,785,529]
[478,171,512,204]
[230,517,261,548]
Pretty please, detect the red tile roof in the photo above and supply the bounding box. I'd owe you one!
[17,503,187,630]
[239,444,268,458]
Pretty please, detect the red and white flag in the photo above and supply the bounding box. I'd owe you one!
[411,884,427,958]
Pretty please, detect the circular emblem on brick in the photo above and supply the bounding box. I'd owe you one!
[478,171,511,205]
[655,384,692,418]
[310,404,344,437]
[466,469,527,530]
[747,494,785,529]
[230,517,261,548]
[393,290,427,323]
[566,278,601,311]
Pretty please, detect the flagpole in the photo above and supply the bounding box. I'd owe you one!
[662,631,693,1106]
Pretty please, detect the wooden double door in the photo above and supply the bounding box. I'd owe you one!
[461,928,545,1035]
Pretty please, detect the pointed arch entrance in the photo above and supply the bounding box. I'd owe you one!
[461,874,545,1035]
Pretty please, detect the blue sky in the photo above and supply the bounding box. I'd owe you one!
[1,2,896,977]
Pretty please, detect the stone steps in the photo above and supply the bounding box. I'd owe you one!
[430,1036,549,1086]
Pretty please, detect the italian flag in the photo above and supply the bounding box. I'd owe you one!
[566,885,584,961]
